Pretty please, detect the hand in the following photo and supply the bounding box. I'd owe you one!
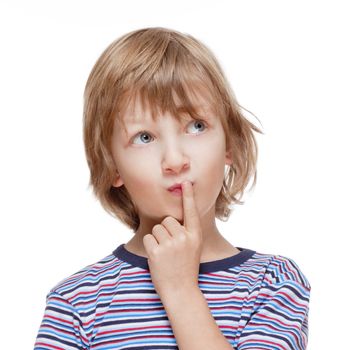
[143,181,203,299]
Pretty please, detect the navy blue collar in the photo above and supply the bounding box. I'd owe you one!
[113,243,256,273]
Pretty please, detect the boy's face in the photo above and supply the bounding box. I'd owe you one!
[111,92,232,229]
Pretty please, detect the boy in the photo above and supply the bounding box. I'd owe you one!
[34,27,311,349]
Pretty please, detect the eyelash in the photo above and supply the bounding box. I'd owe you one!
[130,119,208,145]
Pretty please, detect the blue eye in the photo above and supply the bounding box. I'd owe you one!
[187,120,207,134]
[132,131,154,145]
[131,119,207,145]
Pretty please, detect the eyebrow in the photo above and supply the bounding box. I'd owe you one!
[123,105,213,124]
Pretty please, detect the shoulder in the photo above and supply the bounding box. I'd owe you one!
[267,253,311,290]
[244,249,311,291]
[235,251,311,349]
[46,251,130,307]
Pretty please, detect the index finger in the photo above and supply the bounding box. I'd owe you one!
[181,181,201,234]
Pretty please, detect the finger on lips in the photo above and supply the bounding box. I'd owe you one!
[181,181,200,234]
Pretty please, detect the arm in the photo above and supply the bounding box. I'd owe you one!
[236,256,311,350]
[34,292,89,350]
[161,285,233,350]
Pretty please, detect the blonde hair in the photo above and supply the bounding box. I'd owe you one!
[83,27,263,232]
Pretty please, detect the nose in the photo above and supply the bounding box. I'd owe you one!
[161,142,190,175]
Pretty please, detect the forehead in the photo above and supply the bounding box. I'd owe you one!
[120,88,215,126]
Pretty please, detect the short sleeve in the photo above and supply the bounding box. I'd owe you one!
[34,292,90,350]
[236,257,311,350]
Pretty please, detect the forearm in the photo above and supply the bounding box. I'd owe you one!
[160,286,233,350]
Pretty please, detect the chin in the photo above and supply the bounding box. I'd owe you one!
[160,211,184,224]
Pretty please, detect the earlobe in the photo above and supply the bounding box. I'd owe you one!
[225,158,233,166]
[112,172,124,188]
[225,150,233,165]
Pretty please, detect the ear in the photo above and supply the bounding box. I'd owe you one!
[225,149,233,165]
[112,171,124,188]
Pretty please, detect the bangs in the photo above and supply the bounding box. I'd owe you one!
[113,39,226,134]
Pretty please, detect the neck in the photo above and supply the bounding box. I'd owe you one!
[124,206,238,262]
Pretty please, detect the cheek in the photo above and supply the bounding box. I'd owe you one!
[204,155,226,187]
[117,150,154,182]
[193,131,227,176]
[193,149,226,193]
[122,168,153,194]
[118,157,158,199]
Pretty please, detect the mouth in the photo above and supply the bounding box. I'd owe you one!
[167,181,194,194]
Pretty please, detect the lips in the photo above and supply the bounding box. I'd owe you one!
[167,182,194,191]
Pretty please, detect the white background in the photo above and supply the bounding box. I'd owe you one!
[1,1,350,348]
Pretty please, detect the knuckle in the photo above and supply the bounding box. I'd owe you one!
[178,232,187,243]
[164,240,173,248]
[150,248,158,257]
[162,216,173,225]
[143,233,152,243]
[152,224,161,233]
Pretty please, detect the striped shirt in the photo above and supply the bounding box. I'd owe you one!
[34,243,311,349]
